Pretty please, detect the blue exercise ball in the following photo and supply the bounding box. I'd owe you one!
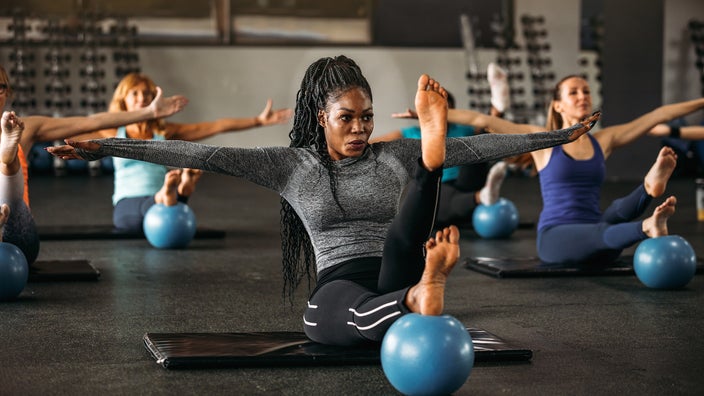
[143,203,197,249]
[29,142,54,173]
[634,235,697,289]
[101,157,114,172]
[0,242,29,301]
[381,313,474,395]
[472,198,519,239]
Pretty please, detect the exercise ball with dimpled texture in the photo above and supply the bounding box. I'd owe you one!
[381,313,474,395]
[472,198,519,239]
[143,203,197,249]
[634,235,697,289]
[0,242,29,301]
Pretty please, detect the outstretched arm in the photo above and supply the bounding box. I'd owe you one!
[167,99,293,141]
[447,109,544,134]
[444,111,601,167]
[21,87,188,147]
[598,97,704,153]
[649,123,704,140]
[392,107,543,135]
[369,130,403,143]
[47,138,295,191]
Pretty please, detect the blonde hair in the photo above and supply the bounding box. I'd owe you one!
[0,64,14,99]
[109,72,165,134]
[545,74,586,131]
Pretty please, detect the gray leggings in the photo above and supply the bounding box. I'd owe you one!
[3,201,39,265]
[1,171,39,265]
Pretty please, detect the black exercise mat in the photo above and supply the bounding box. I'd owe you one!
[29,260,100,282]
[37,224,225,240]
[517,221,535,229]
[465,255,704,278]
[456,221,534,232]
[143,328,532,369]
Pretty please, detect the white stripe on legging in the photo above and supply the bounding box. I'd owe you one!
[348,300,398,317]
[304,301,318,326]
[347,311,401,331]
[303,314,317,326]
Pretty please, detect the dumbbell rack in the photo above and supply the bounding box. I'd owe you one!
[578,14,603,109]
[112,17,141,82]
[460,14,491,114]
[79,12,110,176]
[4,13,144,177]
[689,19,704,98]
[8,13,37,116]
[42,19,76,176]
[78,12,107,116]
[520,14,555,126]
[490,13,528,123]
[43,19,72,118]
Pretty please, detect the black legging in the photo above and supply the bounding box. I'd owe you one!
[303,159,442,346]
[113,194,189,232]
[3,201,39,265]
[436,162,489,227]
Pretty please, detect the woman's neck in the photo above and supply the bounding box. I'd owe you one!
[126,122,152,139]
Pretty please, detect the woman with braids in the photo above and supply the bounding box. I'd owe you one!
[48,55,599,346]
[406,75,704,265]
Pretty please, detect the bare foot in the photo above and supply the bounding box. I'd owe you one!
[1,111,24,171]
[567,110,601,141]
[487,62,510,113]
[642,196,676,237]
[405,225,460,316]
[178,168,203,197]
[644,146,677,197]
[0,204,9,242]
[155,169,181,206]
[415,74,448,171]
[478,161,507,206]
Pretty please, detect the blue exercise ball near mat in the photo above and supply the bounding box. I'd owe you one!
[143,203,197,249]
[634,235,697,289]
[381,313,474,395]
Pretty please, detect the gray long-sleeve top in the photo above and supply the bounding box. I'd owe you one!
[77,127,578,272]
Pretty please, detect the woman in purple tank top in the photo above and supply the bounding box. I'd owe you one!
[430,75,704,265]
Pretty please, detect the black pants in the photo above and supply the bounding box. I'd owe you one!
[113,195,188,232]
[3,201,39,265]
[303,160,442,346]
[436,162,489,228]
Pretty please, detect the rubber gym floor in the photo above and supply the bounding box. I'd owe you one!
[1,171,702,395]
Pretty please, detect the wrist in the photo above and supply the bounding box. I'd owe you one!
[254,117,262,127]
[670,125,681,138]
[144,105,157,120]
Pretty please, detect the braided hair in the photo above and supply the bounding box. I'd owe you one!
[280,55,373,304]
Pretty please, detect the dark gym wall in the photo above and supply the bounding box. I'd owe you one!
[371,0,509,48]
[601,0,664,180]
